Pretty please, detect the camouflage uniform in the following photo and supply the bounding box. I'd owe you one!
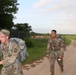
[47,36,65,75]
[0,38,28,75]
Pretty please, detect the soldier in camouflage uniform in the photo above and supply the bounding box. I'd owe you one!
[47,30,65,75]
[0,29,28,75]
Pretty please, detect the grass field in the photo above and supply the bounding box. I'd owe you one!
[65,35,76,40]
[65,38,71,45]
[23,38,48,64]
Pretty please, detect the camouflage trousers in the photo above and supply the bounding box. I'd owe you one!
[49,50,64,73]
[1,66,23,75]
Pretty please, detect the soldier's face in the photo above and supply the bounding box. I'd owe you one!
[0,34,8,44]
[51,31,57,38]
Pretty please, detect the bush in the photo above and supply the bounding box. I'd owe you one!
[25,38,34,48]
[65,38,71,45]
[23,38,48,64]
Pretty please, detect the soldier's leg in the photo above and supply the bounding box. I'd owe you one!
[57,58,64,72]
[57,51,64,73]
[50,53,55,75]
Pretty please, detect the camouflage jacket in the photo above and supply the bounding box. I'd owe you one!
[0,38,28,75]
[47,36,65,53]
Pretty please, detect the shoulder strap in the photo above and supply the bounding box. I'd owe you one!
[49,37,53,44]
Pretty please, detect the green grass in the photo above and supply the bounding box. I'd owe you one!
[22,38,48,64]
[65,38,71,46]
[65,35,76,40]
[64,35,76,45]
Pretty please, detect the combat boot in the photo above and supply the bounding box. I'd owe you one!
[61,67,64,73]
[51,72,54,75]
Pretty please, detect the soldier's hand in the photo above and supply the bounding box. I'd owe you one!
[0,61,3,65]
[59,55,63,59]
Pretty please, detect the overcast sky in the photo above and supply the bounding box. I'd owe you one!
[14,0,76,34]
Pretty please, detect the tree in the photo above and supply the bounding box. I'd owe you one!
[0,0,19,30]
[14,23,32,33]
[11,23,32,39]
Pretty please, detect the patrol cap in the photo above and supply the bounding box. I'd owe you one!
[0,29,10,36]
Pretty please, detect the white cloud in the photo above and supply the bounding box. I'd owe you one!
[34,0,52,8]
[40,0,76,25]
[34,0,76,15]
[32,0,76,33]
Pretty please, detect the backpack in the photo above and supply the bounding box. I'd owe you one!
[57,35,66,50]
[9,38,29,62]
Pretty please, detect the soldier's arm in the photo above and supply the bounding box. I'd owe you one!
[47,39,51,54]
[60,38,65,50]
[60,38,66,57]
[1,42,21,67]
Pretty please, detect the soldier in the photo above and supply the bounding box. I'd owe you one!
[0,29,28,75]
[47,30,65,75]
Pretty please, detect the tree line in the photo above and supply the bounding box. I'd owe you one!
[0,0,32,39]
